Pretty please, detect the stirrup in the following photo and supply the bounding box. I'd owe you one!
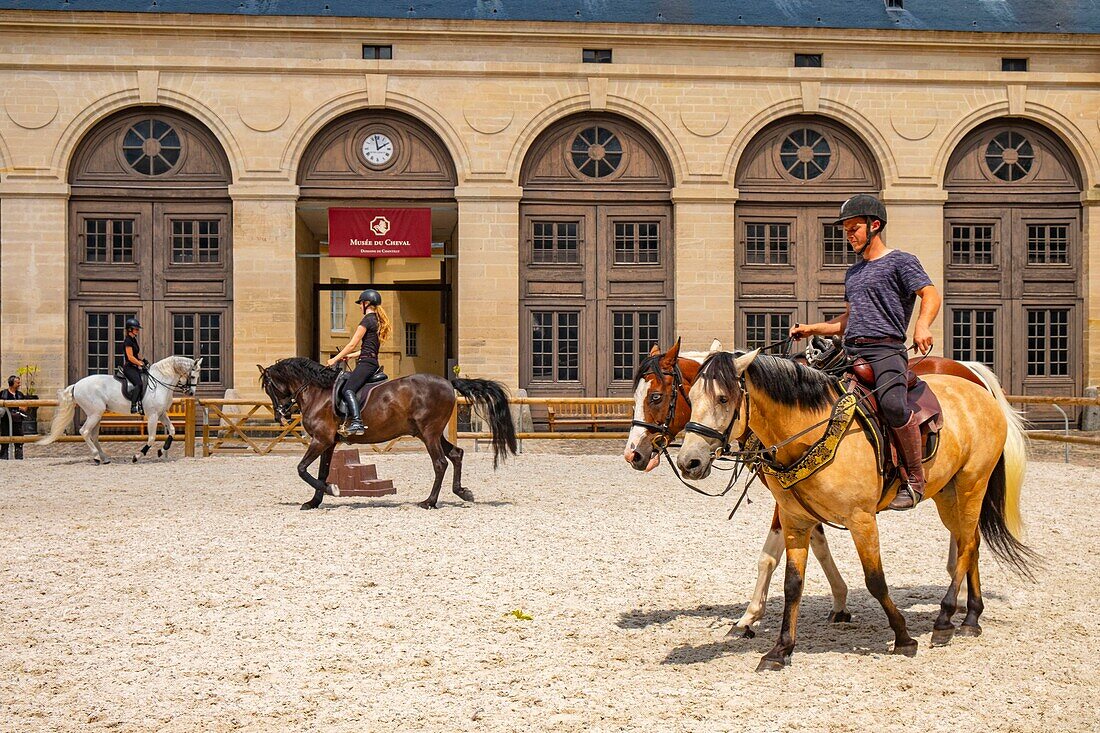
[888,483,923,511]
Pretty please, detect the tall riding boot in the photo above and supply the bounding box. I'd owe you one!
[888,411,927,511]
[341,388,366,436]
[130,396,142,414]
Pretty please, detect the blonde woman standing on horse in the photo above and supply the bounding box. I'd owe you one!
[326,288,392,435]
[789,194,942,510]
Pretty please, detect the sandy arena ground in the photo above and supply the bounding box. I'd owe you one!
[1,443,1098,732]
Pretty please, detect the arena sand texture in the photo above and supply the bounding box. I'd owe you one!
[1,448,1096,732]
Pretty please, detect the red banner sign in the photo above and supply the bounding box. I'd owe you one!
[327,207,432,258]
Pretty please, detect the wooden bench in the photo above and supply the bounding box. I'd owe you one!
[100,402,186,435]
[546,401,633,432]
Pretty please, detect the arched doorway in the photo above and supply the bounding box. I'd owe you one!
[734,116,881,348]
[68,107,233,392]
[944,119,1084,422]
[519,113,674,397]
[296,110,457,378]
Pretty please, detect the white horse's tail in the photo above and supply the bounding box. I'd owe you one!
[963,361,1028,538]
[37,385,76,446]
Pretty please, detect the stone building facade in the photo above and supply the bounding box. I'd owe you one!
[0,6,1097,423]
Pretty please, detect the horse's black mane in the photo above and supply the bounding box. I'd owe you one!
[632,353,666,390]
[699,351,838,411]
[265,357,341,388]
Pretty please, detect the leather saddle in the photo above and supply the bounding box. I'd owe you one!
[805,337,942,478]
[332,368,389,418]
[113,366,149,402]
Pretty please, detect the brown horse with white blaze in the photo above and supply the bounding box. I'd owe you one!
[677,350,1033,670]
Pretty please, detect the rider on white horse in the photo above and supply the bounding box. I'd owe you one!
[38,355,202,464]
[121,317,147,414]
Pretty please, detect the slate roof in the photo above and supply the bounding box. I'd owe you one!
[0,0,1097,34]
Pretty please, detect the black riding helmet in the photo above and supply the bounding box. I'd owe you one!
[356,289,382,306]
[835,194,887,233]
[125,317,142,330]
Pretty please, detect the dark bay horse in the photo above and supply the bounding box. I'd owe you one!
[259,358,517,510]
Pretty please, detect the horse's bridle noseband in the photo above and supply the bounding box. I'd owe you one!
[683,374,750,460]
[631,361,690,450]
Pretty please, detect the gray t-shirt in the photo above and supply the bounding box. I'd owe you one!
[844,250,933,341]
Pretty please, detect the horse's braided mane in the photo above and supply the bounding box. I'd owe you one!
[699,351,838,411]
[265,357,341,387]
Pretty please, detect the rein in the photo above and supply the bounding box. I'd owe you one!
[683,344,933,529]
[145,363,197,395]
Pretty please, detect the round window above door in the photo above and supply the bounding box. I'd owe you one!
[568,125,626,179]
[121,119,182,176]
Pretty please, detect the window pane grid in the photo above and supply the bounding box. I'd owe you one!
[85,219,108,262]
[611,311,660,381]
[614,222,660,265]
[85,218,135,263]
[532,221,579,264]
[745,313,790,351]
[822,223,856,266]
[172,311,222,383]
[530,311,580,383]
[745,222,790,265]
[951,310,996,369]
[950,224,994,266]
[1027,224,1069,265]
[405,322,419,357]
[1025,309,1068,378]
[86,312,135,374]
[172,219,221,264]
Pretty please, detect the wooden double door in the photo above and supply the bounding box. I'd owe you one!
[68,199,232,391]
[520,203,674,397]
[943,204,1082,422]
[734,204,858,348]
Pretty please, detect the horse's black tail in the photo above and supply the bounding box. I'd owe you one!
[979,454,1040,580]
[452,378,518,468]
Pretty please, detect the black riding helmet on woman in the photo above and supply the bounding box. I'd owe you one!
[121,317,148,414]
[326,288,392,435]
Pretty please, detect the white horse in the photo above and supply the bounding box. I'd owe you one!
[38,356,202,464]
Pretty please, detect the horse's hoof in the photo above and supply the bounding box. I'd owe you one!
[93,458,101,465]
[300,502,318,511]
[157,449,164,458]
[740,626,756,639]
[892,640,919,657]
[828,610,852,624]
[957,623,982,638]
[131,455,139,463]
[755,656,788,672]
[418,500,437,510]
[454,487,474,502]
[930,627,955,647]
[324,483,340,497]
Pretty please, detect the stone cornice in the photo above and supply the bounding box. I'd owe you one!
[881,187,950,205]
[454,183,524,202]
[0,10,1096,49]
[227,182,300,201]
[0,179,69,198]
[671,184,740,204]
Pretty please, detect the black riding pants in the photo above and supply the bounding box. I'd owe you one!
[845,341,911,429]
[123,363,144,401]
[346,358,380,394]
[0,413,22,459]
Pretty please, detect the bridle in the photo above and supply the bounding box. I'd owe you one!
[630,360,690,451]
[683,373,751,462]
[145,361,201,396]
[262,376,308,424]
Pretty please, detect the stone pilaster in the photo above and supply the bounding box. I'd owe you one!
[1085,189,1100,389]
[228,183,299,395]
[454,183,522,389]
[672,184,738,350]
[882,187,949,351]
[0,179,70,393]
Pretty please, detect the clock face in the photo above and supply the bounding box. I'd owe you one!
[361,133,394,166]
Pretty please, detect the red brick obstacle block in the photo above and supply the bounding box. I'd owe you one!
[325,448,396,497]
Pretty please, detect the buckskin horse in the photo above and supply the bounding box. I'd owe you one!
[259,358,517,510]
[38,355,203,465]
[677,349,1032,670]
[625,339,1002,636]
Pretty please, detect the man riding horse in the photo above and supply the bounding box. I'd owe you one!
[789,194,942,510]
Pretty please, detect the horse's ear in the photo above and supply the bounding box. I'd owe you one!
[734,349,760,375]
[710,338,723,352]
[648,344,661,356]
[194,357,203,367]
[257,364,266,375]
[660,337,681,367]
